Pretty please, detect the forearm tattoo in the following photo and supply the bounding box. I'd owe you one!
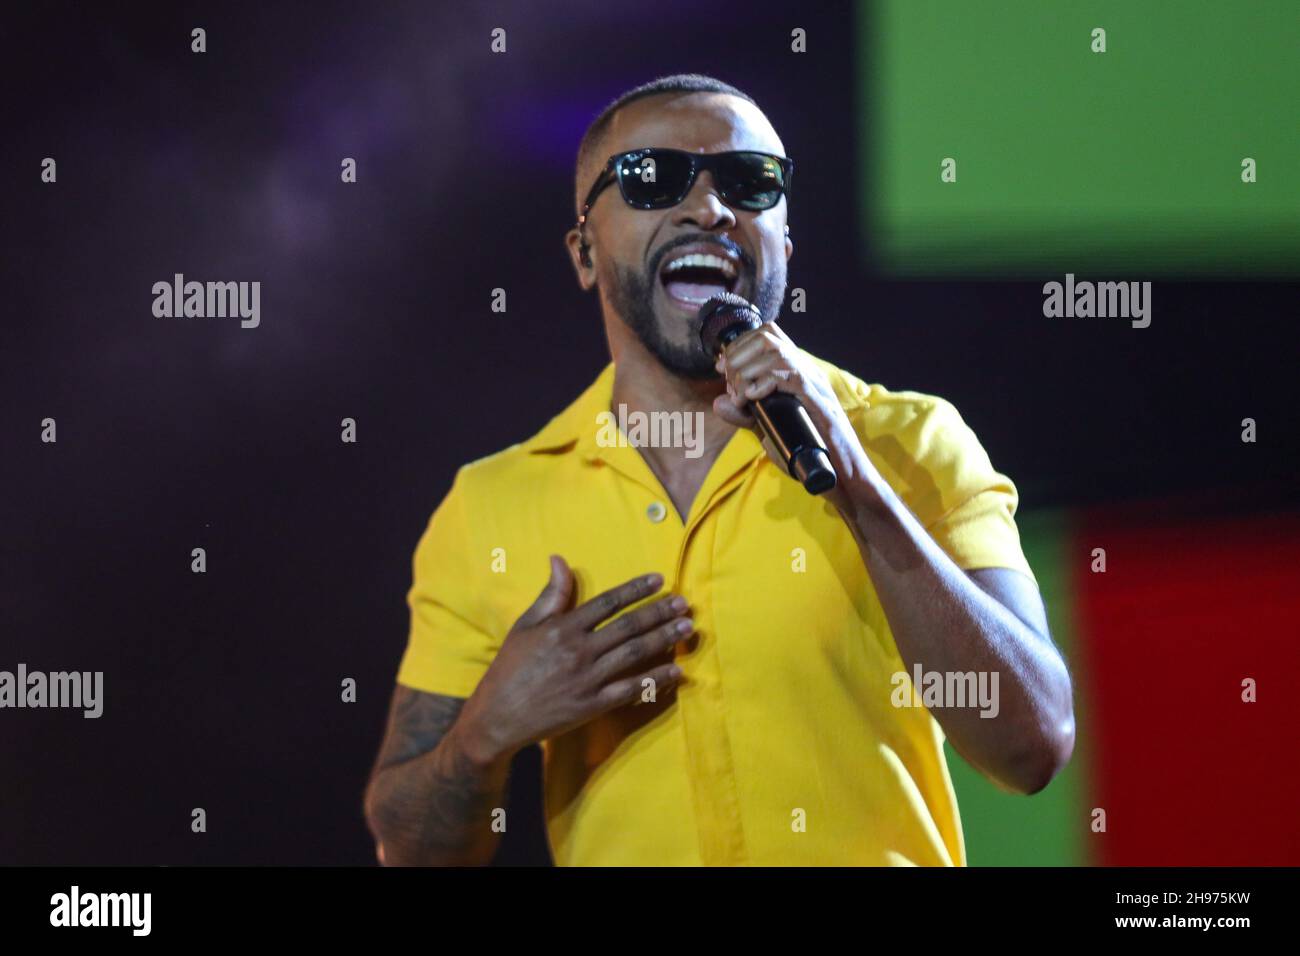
[365,687,507,863]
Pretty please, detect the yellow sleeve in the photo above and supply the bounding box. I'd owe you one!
[861,395,1036,584]
[395,467,500,698]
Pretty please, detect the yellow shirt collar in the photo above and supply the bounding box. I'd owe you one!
[521,360,767,464]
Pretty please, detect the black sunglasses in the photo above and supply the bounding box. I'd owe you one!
[577,147,793,244]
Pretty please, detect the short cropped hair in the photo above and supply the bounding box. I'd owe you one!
[574,74,758,213]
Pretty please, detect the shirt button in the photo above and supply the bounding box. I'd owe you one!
[646,501,667,523]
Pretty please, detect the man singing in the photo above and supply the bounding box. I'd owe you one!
[363,74,1075,866]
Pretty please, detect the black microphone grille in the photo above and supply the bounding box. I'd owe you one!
[698,293,762,357]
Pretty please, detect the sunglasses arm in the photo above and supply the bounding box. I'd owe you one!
[575,160,619,259]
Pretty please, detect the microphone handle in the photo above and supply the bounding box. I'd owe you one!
[749,391,838,495]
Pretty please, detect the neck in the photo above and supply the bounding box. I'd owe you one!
[608,336,736,478]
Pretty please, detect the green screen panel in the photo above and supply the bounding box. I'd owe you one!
[860,1,1300,276]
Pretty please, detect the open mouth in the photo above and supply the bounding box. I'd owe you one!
[658,251,740,311]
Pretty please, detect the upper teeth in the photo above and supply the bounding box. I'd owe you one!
[664,253,738,279]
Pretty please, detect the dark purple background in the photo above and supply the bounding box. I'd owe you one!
[2,1,1295,864]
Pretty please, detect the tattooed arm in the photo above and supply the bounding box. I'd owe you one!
[363,685,512,867]
[364,558,693,865]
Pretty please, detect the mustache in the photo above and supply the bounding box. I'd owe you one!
[648,234,754,277]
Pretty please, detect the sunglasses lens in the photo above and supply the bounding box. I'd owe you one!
[718,153,788,209]
[616,150,695,207]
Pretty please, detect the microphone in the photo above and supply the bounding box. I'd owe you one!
[698,293,837,495]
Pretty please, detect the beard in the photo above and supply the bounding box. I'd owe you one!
[606,261,787,381]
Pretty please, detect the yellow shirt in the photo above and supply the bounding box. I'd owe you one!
[395,350,1034,866]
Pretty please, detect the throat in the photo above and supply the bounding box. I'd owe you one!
[608,364,735,522]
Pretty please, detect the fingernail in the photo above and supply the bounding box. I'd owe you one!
[676,618,693,633]
[671,595,688,612]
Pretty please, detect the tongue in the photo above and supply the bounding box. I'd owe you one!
[665,279,730,303]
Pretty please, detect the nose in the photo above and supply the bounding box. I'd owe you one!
[671,170,737,232]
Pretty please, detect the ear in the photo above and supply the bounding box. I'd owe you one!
[784,225,794,263]
[564,226,597,291]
